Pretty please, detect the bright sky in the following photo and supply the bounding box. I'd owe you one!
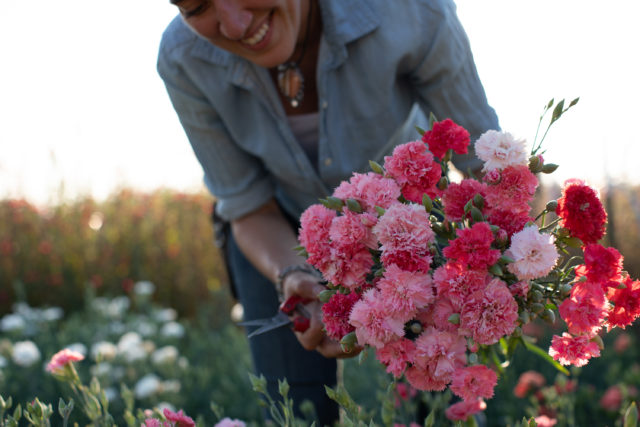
[1,1,639,206]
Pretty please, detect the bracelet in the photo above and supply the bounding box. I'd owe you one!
[276,264,320,299]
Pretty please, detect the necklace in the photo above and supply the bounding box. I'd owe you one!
[276,0,314,108]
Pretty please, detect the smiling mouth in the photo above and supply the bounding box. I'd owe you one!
[241,13,272,46]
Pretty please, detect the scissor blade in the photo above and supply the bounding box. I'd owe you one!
[246,312,292,338]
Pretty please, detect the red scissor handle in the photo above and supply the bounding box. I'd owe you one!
[279,295,312,333]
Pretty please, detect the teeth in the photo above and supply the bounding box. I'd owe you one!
[242,20,269,46]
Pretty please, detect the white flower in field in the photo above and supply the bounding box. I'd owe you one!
[0,355,7,368]
[161,380,181,394]
[178,356,189,370]
[109,321,126,335]
[154,308,177,323]
[0,314,26,332]
[65,343,87,357]
[133,281,155,296]
[91,341,117,361]
[90,362,112,378]
[104,387,118,402]
[160,322,185,339]
[108,296,131,318]
[41,307,64,322]
[134,374,161,399]
[137,321,157,337]
[156,402,176,413]
[12,341,41,367]
[117,332,142,351]
[151,346,179,366]
[117,332,148,362]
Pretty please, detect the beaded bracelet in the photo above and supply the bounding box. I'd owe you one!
[276,264,321,300]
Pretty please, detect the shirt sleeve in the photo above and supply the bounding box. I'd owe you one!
[157,51,274,222]
[410,0,500,173]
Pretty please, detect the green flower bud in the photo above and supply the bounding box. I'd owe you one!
[437,176,449,190]
[541,163,559,174]
[545,200,558,211]
[346,198,363,213]
[448,313,461,325]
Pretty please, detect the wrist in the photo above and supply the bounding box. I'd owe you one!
[276,264,320,300]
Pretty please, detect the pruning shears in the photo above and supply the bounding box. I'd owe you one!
[240,295,312,338]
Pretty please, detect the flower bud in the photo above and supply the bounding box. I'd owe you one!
[511,326,523,338]
[559,283,573,297]
[468,353,479,364]
[528,155,543,173]
[590,334,605,350]
[530,290,543,303]
[340,331,358,353]
[519,310,530,324]
[369,160,384,175]
[530,303,545,314]
[541,163,559,174]
[422,194,433,213]
[470,207,484,223]
[473,194,485,209]
[541,309,556,324]
[318,289,337,303]
[345,198,363,213]
[437,176,449,190]
[494,229,509,247]
[545,200,558,212]
[409,321,423,335]
[448,313,460,325]
[484,169,501,185]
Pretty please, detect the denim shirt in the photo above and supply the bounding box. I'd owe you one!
[157,0,499,222]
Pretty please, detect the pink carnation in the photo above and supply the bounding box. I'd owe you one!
[349,288,405,348]
[144,420,168,427]
[375,338,417,378]
[333,172,402,213]
[377,264,435,322]
[445,398,487,421]
[442,179,488,222]
[534,416,558,427]
[421,118,470,160]
[298,204,335,269]
[442,222,500,270]
[431,297,459,332]
[558,280,607,335]
[505,225,558,280]
[46,348,84,373]
[322,291,359,340]
[509,281,530,299]
[484,165,538,213]
[548,332,601,367]
[582,244,624,284]
[474,129,527,171]
[606,276,640,330]
[450,365,498,401]
[433,262,489,310]
[321,244,374,289]
[556,179,607,245]
[412,327,467,386]
[459,278,518,345]
[374,202,434,272]
[405,364,449,392]
[163,409,195,427]
[486,208,533,237]
[384,140,442,202]
[329,211,378,250]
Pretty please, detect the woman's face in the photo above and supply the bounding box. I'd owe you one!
[171,0,309,69]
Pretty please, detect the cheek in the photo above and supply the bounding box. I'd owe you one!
[184,17,219,40]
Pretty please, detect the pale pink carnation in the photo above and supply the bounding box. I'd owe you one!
[558,280,607,335]
[442,179,489,222]
[475,130,527,172]
[143,420,168,427]
[506,225,558,280]
[405,364,449,392]
[377,264,435,322]
[533,416,558,427]
[333,172,402,213]
[459,278,518,345]
[376,337,417,378]
[412,327,467,386]
[214,418,246,427]
[321,245,374,289]
[46,348,84,373]
[384,140,442,202]
[349,288,405,348]
[374,202,434,272]
[433,262,489,310]
[549,333,601,367]
[450,365,498,401]
[163,409,195,427]
[329,211,378,249]
[445,399,487,421]
[442,222,500,270]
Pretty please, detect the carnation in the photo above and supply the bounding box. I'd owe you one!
[299,204,335,269]
[377,264,435,322]
[558,280,607,335]
[548,332,601,367]
[450,365,498,401]
[486,208,533,237]
[445,398,487,421]
[474,130,527,171]
[322,291,359,340]
[513,370,546,398]
[581,244,624,284]
[433,262,489,310]
[349,289,406,348]
[46,348,85,373]
[375,338,416,378]
[412,327,467,386]
[332,172,402,214]
[556,179,607,245]
[442,179,488,222]
[321,244,374,290]
[383,140,442,202]
[214,418,246,427]
[484,164,538,213]
[442,222,501,270]
[506,225,559,280]
[329,211,377,250]
[421,118,470,160]
[459,278,519,345]
[163,409,195,427]
[606,276,640,330]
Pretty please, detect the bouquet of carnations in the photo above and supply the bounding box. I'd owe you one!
[297,99,640,422]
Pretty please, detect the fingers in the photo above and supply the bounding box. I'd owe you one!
[294,300,325,350]
[282,271,324,300]
[316,337,363,359]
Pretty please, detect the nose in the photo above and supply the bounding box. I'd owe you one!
[215,0,252,40]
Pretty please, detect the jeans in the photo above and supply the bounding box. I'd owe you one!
[225,231,339,425]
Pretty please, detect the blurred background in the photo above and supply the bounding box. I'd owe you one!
[1,1,639,426]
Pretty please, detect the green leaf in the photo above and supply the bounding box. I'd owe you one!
[569,97,580,107]
[375,206,386,216]
[522,338,569,375]
[415,125,426,136]
[551,99,565,123]
[422,194,433,213]
[428,112,438,130]
[624,402,638,427]
[424,409,436,427]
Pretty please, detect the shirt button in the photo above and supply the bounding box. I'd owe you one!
[324,157,333,166]
[321,100,328,109]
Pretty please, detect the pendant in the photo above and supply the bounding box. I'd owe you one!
[277,63,304,108]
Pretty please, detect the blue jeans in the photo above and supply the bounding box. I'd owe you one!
[226,231,338,425]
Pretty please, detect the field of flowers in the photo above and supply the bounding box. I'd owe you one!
[1,187,640,425]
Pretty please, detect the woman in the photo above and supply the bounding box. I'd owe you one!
[157,0,499,423]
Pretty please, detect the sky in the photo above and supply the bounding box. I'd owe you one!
[1,0,639,206]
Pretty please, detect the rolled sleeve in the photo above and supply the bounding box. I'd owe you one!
[158,53,274,221]
[411,1,499,173]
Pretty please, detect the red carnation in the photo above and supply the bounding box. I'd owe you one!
[443,222,501,270]
[421,118,470,160]
[322,291,360,340]
[556,179,607,245]
[606,276,640,330]
[442,179,488,222]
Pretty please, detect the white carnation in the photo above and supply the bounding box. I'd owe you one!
[475,130,528,171]
[506,225,559,280]
[12,341,41,367]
